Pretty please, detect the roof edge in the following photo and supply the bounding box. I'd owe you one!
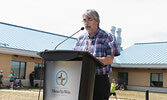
[112,63,167,69]
[0,46,41,58]
[134,41,167,45]
[0,21,77,40]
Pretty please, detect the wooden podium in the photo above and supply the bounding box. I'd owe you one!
[40,50,103,100]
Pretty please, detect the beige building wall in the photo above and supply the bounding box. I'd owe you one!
[110,68,118,82]
[0,53,12,78]
[128,72,150,86]
[111,68,167,88]
[163,72,167,88]
[0,53,42,80]
[26,62,35,79]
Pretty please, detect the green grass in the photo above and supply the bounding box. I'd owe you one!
[0,88,167,100]
[0,88,43,100]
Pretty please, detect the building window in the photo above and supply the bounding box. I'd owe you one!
[11,61,26,79]
[34,63,44,80]
[150,73,163,87]
[118,72,128,89]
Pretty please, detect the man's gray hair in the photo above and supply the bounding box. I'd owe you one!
[82,9,100,22]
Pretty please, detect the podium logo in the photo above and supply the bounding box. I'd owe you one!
[56,70,68,86]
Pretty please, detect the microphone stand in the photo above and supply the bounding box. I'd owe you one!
[54,27,84,50]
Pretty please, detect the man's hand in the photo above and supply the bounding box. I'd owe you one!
[96,55,114,65]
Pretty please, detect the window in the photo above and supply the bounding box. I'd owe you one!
[150,73,163,87]
[118,72,128,85]
[34,63,44,80]
[11,61,26,79]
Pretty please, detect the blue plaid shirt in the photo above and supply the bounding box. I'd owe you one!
[74,28,120,75]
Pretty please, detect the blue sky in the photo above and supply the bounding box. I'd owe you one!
[0,0,167,49]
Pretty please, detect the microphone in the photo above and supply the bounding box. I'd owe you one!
[54,27,84,50]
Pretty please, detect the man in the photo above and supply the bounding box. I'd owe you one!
[74,9,120,100]
[0,70,3,88]
[29,71,35,87]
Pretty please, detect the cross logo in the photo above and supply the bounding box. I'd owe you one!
[56,70,68,86]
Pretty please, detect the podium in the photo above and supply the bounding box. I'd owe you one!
[39,50,104,100]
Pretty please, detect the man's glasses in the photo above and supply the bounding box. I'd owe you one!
[82,19,95,23]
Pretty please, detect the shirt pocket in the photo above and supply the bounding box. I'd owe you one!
[95,39,106,57]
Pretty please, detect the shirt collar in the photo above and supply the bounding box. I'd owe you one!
[87,28,100,39]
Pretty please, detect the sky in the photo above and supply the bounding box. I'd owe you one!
[0,0,167,49]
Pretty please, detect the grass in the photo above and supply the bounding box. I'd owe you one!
[13,87,43,92]
[0,87,43,100]
[0,88,167,100]
[110,90,167,100]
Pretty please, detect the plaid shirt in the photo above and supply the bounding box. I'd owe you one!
[74,28,120,75]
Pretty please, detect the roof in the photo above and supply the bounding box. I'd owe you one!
[113,42,167,67]
[0,46,41,58]
[0,22,77,52]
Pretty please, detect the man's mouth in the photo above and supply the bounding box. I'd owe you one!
[86,26,91,29]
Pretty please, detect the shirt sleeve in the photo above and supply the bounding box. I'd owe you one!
[105,34,120,56]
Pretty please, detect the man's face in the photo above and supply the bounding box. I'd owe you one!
[83,15,99,34]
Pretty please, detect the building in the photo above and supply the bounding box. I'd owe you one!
[0,47,42,86]
[0,23,124,87]
[2,22,166,93]
[111,42,167,93]
[0,22,77,86]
